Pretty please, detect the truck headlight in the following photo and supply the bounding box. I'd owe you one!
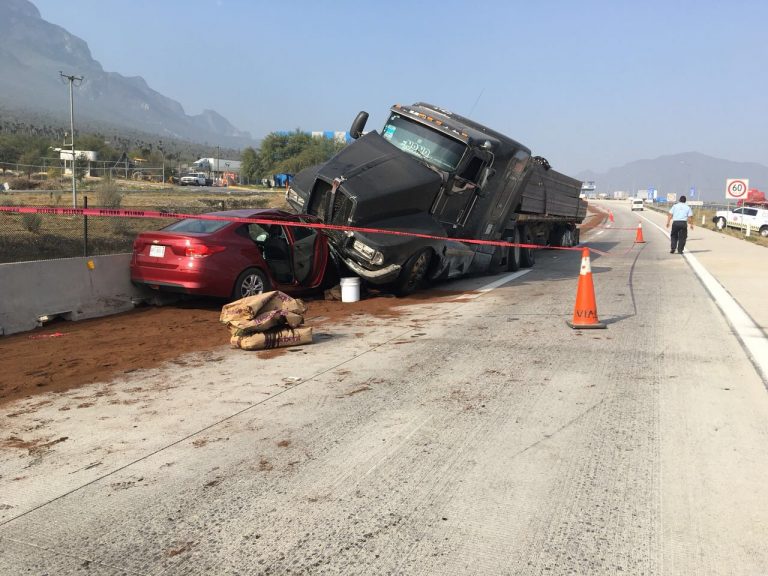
[352,239,384,265]
[286,187,305,207]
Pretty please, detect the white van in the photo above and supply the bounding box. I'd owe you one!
[631,198,644,211]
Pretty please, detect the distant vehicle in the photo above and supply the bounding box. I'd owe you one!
[736,188,768,208]
[631,198,644,211]
[179,172,209,186]
[581,181,596,199]
[130,209,333,299]
[712,206,768,237]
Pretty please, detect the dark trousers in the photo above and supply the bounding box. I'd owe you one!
[670,221,688,253]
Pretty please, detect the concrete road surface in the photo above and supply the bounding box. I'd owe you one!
[1,202,767,575]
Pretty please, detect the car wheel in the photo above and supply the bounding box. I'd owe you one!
[394,248,432,296]
[232,268,271,299]
[716,217,726,230]
[760,226,768,238]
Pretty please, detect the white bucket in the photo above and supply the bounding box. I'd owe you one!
[340,277,360,303]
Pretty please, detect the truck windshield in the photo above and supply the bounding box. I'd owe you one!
[382,113,466,171]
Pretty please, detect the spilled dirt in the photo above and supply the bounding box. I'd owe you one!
[1,207,605,409]
[0,290,461,408]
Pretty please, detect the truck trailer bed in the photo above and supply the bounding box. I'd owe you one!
[519,164,587,220]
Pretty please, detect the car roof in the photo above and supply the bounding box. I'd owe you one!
[205,209,294,219]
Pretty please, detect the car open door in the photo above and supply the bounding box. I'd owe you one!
[290,223,323,284]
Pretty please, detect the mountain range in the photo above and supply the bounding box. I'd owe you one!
[0,0,254,148]
[575,152,767,203]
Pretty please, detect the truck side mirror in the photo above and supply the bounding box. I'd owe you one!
[350,111,369,139]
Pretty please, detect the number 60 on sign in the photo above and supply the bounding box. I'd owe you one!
[726,178,749,199]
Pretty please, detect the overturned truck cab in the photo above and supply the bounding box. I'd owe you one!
[286,102,586,294]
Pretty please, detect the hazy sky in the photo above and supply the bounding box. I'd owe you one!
[32,0,768,175]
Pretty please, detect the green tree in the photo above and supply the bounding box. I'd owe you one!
[255,131,346,179]
[240,146,262,183]
[18,149,41,179]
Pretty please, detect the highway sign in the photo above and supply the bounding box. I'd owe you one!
[726,179,749,199]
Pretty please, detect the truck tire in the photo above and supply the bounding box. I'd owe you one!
[507,228,521,272]
[760,226,768,238]
[551,225,576,247]
[394,248,432,295]
[520,227,536,268]
[716,217,726,230]
[232,268,271,299]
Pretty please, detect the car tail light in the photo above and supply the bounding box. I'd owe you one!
[185,242,226,258]
[132,239,146,253]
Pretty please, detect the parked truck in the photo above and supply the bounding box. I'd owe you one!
[285,102,587,294]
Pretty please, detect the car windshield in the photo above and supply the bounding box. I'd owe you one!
[162,218,229,234]
[381,113,467,171]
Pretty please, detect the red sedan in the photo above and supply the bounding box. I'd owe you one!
[130,209,333,299]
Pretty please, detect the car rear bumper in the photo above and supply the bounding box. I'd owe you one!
[130,265,228,296]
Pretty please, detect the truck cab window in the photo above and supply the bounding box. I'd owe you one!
[382,113,466,171]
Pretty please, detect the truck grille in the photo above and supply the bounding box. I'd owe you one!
[309,180,354,227]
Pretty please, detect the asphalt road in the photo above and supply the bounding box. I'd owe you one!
[1,203,767,575]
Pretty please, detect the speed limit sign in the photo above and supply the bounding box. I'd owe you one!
[726,178,749,199]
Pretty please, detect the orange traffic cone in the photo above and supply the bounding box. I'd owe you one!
[567,248,606,329]
[634,223,646,243]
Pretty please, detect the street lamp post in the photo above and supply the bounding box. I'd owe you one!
[60,71,84,208]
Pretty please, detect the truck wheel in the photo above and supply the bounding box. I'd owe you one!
[520,227,536,268]
[232,268,271,299]
[716,217,726,230]
[491,234,513,274]
[507,228,521,272]
[760,226,768,238]
[394,249,431,295]
[552,225,575,247]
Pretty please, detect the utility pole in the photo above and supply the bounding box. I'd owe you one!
[216,145,220,186]
[60,71,84,208]
[158,140,165,184]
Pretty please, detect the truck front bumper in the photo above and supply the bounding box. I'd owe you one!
[341,257,401,285]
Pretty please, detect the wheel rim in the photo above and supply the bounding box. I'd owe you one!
[717,218,725,230]
[405,252,429,290]
[241,273,264,296]
[412,252,429,280]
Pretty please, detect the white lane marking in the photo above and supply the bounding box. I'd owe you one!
[456,269,532,300]
[644,217,768,385]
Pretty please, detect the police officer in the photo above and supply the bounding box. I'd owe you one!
[666,195,694,254]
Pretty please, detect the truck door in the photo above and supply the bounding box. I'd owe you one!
[433,153,490,227]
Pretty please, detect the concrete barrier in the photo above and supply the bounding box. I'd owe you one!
[0,254,149,336]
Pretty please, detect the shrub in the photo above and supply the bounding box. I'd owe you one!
[94,180,123,208]
[6,177,43,190]
[21,213,42,233]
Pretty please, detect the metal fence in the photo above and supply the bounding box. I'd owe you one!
[0,200,208,263]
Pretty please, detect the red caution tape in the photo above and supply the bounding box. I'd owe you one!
[0,205,607,254]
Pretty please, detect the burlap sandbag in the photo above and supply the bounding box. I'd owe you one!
[220,291,307,325]
[228,309,304,337]
[231,326,313,351]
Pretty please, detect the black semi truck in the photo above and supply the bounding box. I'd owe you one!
[286,102,587,294]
